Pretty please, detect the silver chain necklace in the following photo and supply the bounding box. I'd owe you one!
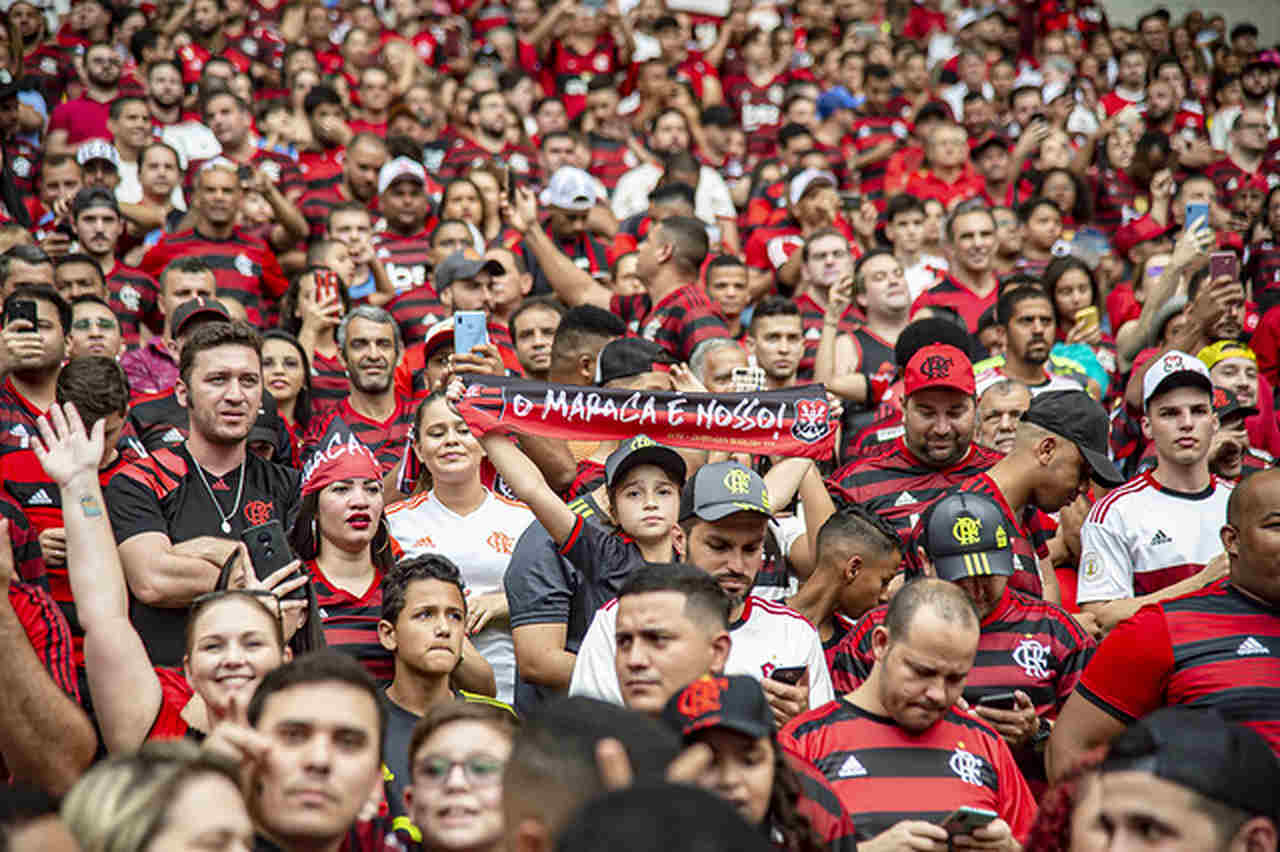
[190,451,247,534]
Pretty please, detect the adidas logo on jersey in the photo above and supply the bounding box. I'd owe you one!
[1149,530,1173,546]
[836,755,868,778]
[1237,637,1270,656]
[27,489,52,506]
[161,428,184,444]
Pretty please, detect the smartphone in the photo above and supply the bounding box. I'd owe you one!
[1210,251,1239,282]
[313,268,341,306]
[4,299,36,331]
[1185,202,1210,231]
[940,806,998,836]
[241,520,307,601]
[1074,305,1099,333]
[732,365,766,393]
[840,191,862,213]
[505,165,515,198]
[769,666,806,685]
[975,690,1018,711]
[237,164,254,182]
[453,310,490,355]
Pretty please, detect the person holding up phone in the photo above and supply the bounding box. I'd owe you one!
[0,285,70,455]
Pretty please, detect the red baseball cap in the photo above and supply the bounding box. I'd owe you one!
[904,344,975,397]
[1113,215,1173,259]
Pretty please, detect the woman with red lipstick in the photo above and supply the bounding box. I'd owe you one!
[288,439,397,683]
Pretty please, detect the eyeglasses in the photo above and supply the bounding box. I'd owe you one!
[71,318,118,331]
[415,755,505,787]
[191,588,283,622]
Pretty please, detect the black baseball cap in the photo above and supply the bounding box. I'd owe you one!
[679,461,771,522]
[1102,707,1280,820]
[605,434,687,490]
[1020,390,1126,487]
[920,492,1015,580]
[171,297,231,337]
[594,338,674,385]
[1212,386,1259,424]
[71,185,119,218]
[661,675,775,741]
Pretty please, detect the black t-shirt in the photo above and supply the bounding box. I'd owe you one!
[105,443,300,667]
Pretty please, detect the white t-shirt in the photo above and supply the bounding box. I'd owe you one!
[569,594,835,708]
[385,489,535,703]
[610,163,736,244]
[1077,472,1232,603]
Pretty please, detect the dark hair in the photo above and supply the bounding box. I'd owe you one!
[655,216,709,275]
[510,295,566,337]
[0,244,52,289]
[178,320,262,387]
[997,285,1053,326]
[0,784,60,847]
[883,577,979,644]
[885,193,926,222]
[551,304,626,365]
[381,553,467,625]
[248,650,386,753]
[4,284,70,334]
[817,505,901,564]
[278,266,352,337]
[853,248,897,295]
[706,254,746,277]
[799,227,849,262]
[700,104,735,127]
[865,62,892,81]
[325,200,373,233]
[289,487,394,579]
[56,356,128,424]
[618,563,731,631]
[160,255,214,295]
[429,218,470,246]
[1017,196,1061,224]
[555,784,775,852]
[108,95,147,121]
[1035,168,1091,224]
[1043,256,1098,330]
[303,84,343,117]
[407,701,518,783]
[895,317,973,365]
[749,295,802,335]
[776,122,813,149]
[650,181,696,208]
[55,252,105,285]
[261,330,314,430]
[69,293,112,313]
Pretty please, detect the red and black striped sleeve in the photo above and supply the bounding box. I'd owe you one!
[828,607,882,694]
[7,580,78,701]
[787,753,860,852]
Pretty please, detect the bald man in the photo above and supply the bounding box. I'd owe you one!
[1049,468,1280,781]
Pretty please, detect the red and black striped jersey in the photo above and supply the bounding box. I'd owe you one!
[723,74,784,157]
[522,228,610,295]
[1245,240,1280,314]
[106,262,161,345]
[1076,579,1280,752]
[105,444,300,666]
[127,389,189,453]
[830,587,1094,718]
[139,228,288,327]
[186,145,302,200]
[391,324,521,405]
[543,36,621,119]
[0,379,44,457]
[566,458,605,500]
[309,351,350,412]
[611,285,732,361]
[0,492,46,588]
[306,560,392,683]
[849,114,911,207]
[910,275,998,334]
[1088,166,1140,235]
[905,473,1054,599]
[301,396,416,475]
[779,700,1037,843]
[2,136,39,198]
[795,291,863,381]
[827,438,1002,538]
[788,753,860,852]
[8,579,79,704]
[586,133,633,190]
[297,185,348,240]
[1202,156,1270,208]
[23,45,76,106]
[374,228,437,297]
[439,136,539,184]
[0,447,137,664]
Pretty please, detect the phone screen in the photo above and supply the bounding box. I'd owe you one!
[1185,202,1210,231]
[454,311,490,355]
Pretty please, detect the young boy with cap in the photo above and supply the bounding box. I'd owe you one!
[1078,351,1233,634]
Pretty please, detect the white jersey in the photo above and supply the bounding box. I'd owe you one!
[1077,472,1232,603]
[569,594,835,708]
[385,489,535,704]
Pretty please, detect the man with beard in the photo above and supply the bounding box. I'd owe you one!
[302,305,414,475]
[1240,56,1277,124]
[974,287,1092,396]
[1077,352,1233,635]
[975,379,1031,455]
[440,89,538,183]
[106,321,300,667]
[143,59,220,168]
[12,0,76,107]
[1206,387,1271,482]
[911,203,999,334]
[45,42,121,156]
[70,187,158,347]
[569,461,834,726]
[781,578,1036,848]
[1145,79,1212,169]
[1205,108,1274,206]
[299,136,388,241]
[191,89,302,199]
[139,159,288,328]
[0,285,69,455]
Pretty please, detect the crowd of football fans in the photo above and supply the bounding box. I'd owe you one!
[0,0,1275,848]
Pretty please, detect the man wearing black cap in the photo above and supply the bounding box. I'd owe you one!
[835,492,1095,789]
[1050,466,1280,781]
[69,185,157,348]
[570,461,834,725]
[119,257,216,397]
[1087,708,1280,851]
[782,577,1036,849]
[1078,351,1231,634]
[1208,387,1271,482]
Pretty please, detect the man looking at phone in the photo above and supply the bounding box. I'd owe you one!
[302,305,414,475]
[107,321,300,667]
[781,577,1036,850]
[0,285,69,455]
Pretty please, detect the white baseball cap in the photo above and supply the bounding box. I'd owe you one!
[788,168,837,205]
[539,166,597,211]
[76,139,120,169]
[377,156,427,195]
[1142,350,1214,409]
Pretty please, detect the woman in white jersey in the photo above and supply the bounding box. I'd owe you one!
[385,392,534,703]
